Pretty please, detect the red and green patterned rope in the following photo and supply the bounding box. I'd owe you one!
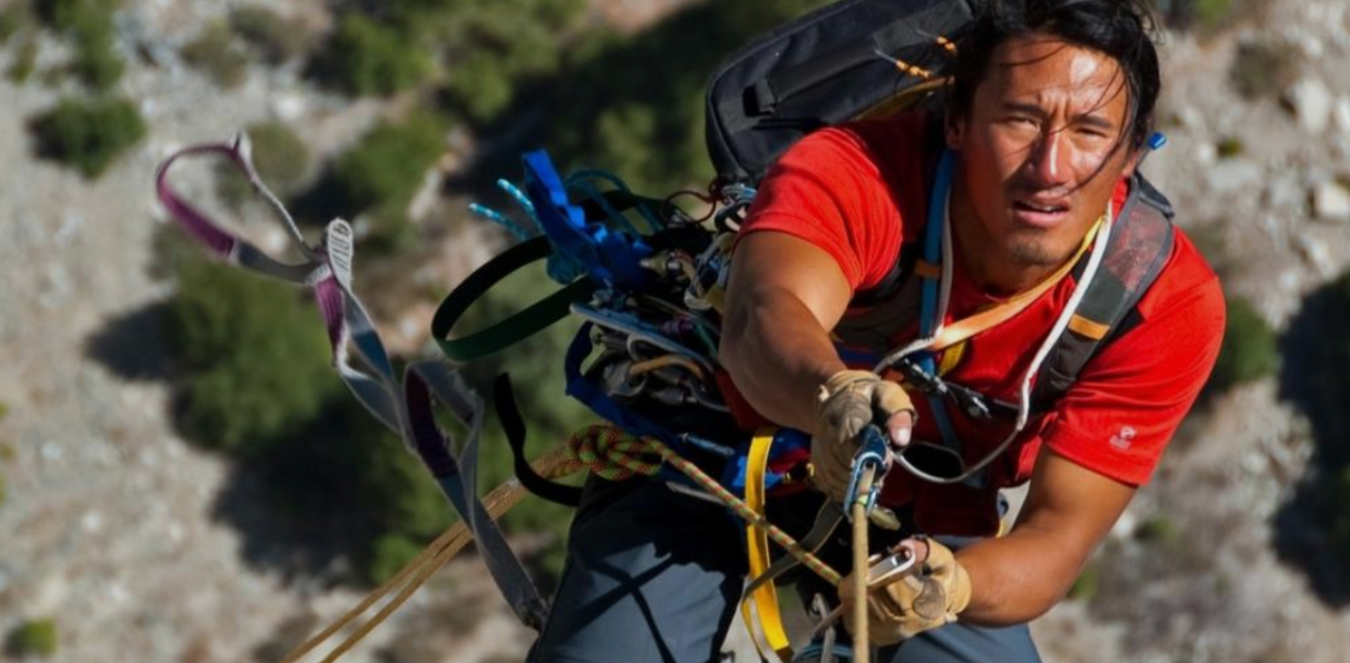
[565,424,844,586]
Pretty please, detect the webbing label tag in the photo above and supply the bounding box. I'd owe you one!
[326,218,355,290]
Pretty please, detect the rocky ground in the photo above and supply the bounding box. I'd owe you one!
[1,1,1348,663]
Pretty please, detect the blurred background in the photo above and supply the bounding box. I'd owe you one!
[0,0,1348,661]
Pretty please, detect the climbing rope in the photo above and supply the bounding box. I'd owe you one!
[275,445,577,663]
[274,424,856,663]
[565,424,846,587]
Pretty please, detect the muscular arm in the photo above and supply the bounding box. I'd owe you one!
[955,448,1135,625]
[719,231,854,433]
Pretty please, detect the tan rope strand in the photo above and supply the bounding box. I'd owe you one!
[851,467,877,663]
[275,445,577,663]
[277,526,465,663]
[318,527,480,663]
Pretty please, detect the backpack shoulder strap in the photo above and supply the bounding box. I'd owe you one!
[849,111,947,307]
[1031,173,1176,410]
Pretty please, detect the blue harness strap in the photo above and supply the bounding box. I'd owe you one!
[916,150,968,474]
[523,150,656,290]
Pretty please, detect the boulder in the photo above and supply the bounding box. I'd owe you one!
[1295,234,1336,276]
[1334,95,1350,137]
[1284,77,1334,135]
[1311,179,1350,221]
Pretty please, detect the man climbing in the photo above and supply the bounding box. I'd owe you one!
[528,0,1224,661]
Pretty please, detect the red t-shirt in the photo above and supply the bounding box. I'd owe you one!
[736,112,1225,535]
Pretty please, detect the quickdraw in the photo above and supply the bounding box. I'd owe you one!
[155,134,552,631]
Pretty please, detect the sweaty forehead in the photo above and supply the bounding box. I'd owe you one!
[981,34,1128,116]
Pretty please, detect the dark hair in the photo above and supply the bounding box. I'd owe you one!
[948,0,1162,151]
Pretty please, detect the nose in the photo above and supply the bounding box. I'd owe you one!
[1025,128,1072,188]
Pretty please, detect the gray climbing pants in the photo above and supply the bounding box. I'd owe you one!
[527,475,1043,663]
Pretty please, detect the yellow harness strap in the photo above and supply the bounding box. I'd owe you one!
[742,428,794,662]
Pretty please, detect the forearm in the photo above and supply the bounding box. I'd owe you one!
[719,287,847,433]
[952,451,1134,626]
[952,522,1089,625]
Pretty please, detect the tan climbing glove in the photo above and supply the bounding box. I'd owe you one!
[811,369,916,501]
[838,537,973,645]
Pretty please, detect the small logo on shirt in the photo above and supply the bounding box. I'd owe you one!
[1110,426,1137,451]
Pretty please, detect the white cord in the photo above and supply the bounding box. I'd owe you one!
[887,190,1116,485]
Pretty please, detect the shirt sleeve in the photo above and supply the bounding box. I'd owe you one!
[736,125,907,292]
[1042,238,1226,485]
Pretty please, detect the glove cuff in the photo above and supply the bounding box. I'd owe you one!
[947,561,973,619]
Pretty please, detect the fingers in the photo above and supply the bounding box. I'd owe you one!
[886,410,914,448]
[824,399,872,445]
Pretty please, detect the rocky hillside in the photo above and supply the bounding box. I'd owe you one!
[0,1,1347,662]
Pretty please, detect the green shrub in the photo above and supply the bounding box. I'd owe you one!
[229,6,309,64]
[0,5,34,45]
[216,121,311,208]
[1162,0,1271,33]
[71,34,124,91]
[255,397,451,585]
[182,21,249,89]
[329,111,447,237]
[167,259,338,455]
[34,0,95,31]
[1067,563,1100,603]
[1134,515,1180,545]
[7,618,57,657]
[1207,295,1279,393]
[0,442,14,463]
[69,9,122,90]
[1192,0,1234,28]
[0,473,7,507]
[34,0,124,90]
[1216,136,1244,159]
[443,51,523,125]
[436,0,586,124]
[30,95,147,178]
[550,0,835,193]
[368,533,424,584]
[7,34,39,83]
[0,399,8,421]
[311,13,430,97]
[1231,41,1300,101]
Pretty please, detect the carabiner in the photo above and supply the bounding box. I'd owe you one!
[842,425,890,519]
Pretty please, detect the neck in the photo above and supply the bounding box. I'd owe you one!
[947,177,1063,297]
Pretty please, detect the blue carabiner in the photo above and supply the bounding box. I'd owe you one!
[843,425,890,519]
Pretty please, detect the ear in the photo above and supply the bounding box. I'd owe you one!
[1121,146,1143,178]
[944,110,965,150]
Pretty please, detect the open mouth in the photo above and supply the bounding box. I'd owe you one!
[1014,200,1068,214]
[1012,198,1070,227]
